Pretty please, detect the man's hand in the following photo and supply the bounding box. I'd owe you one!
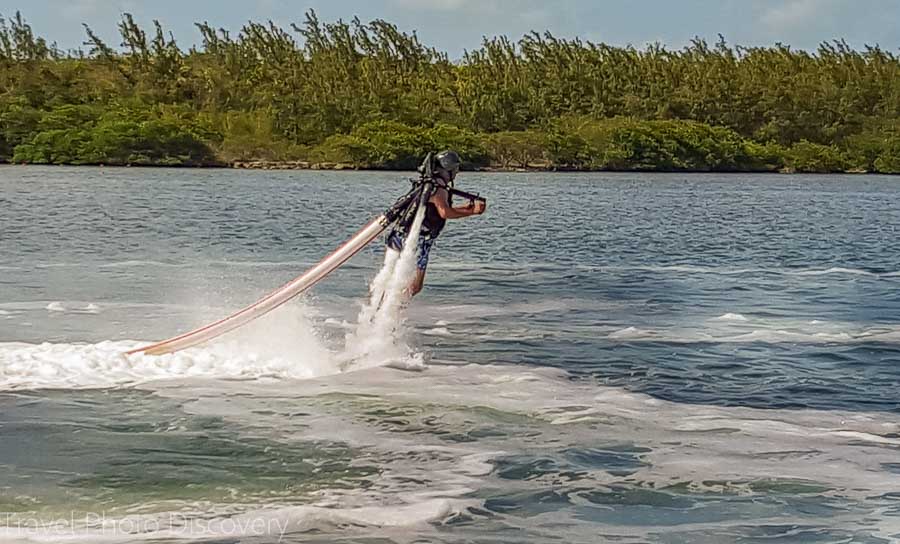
[433,188,487,219]
[461,199,486,215]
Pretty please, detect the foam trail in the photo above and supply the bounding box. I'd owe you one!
[343,205,427,370]
[356,249,401,326]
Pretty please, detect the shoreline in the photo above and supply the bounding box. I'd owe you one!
[0,161,885,175]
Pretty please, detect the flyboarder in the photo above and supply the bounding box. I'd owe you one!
[128,150,486,356]
[385,150,487,297]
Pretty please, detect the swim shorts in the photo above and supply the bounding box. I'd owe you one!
[385,230,435,271]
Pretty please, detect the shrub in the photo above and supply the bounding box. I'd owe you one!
[874,138,900,174]
[485,131,547,168]
[13,105,217,165]
[543,117,781,172]
[785,141,849,173]
[0,100,42,159]
[313,121,488,169]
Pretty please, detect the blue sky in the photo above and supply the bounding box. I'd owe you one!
[1,0,898,57]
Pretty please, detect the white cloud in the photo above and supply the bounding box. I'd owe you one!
[60,0,101,18]
[390,0,473,10]
[388,0,543,14]
[760,0,840,29]
[60,0,137,21]
[520,6,550,24]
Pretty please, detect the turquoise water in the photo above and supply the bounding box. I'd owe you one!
[1,166,899,543]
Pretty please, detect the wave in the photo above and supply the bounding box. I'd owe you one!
[0,498,469,543]
[433,262,900,278]
[0,240,430,391]
[97,259,192,268]
[0,336,428,392]
[603,265,898,278]
[4,361,900,539]
[791,267,881,277]
[33,302,102,314]
[25,259,328,270]
[0,341,311,390]
[157,363,900,502]
[98,259,323,269]
[712,313,749,322]
[18,258,900,280]
[22,318,900,392]
[420,261,900,280]
[606,325,900,344]
[608,326,654,339]
[0,305,333,389]
[45,302,66,312]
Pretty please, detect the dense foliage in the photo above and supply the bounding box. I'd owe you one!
[1,11,899,172]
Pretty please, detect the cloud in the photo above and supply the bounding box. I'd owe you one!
[60,0,101,18]
[390,0,473,10]
[760,0,839,29]
[388,0,542,14]
[60,0,137,22]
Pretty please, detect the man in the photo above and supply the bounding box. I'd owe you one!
[385,150,487,297]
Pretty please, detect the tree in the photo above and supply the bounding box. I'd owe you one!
[1,11,899,171]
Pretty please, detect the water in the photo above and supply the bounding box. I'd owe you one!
[342,197,427,370]
[1,165,900,543]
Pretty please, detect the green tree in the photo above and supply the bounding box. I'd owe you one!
[2,11,900,172]
[485,131,547,168]
[874,138,900,174]
[785,141,849,173]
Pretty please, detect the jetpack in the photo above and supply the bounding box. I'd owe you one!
[126,154,485,356]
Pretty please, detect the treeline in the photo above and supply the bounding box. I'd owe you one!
[1,11,899,172]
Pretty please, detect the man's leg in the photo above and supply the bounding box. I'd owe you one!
[407,238,434,298]
[408,268,426,297]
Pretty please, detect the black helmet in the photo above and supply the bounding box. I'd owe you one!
[435,150,461,174]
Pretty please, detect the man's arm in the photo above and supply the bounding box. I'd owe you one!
[430,187,486,219]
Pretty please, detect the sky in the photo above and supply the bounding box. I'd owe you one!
[1,0,899,57]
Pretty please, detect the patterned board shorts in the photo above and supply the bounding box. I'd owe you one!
[385,230,435,271]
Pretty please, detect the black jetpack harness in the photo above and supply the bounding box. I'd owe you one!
[386,152,487,239]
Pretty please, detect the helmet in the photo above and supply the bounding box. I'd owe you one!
[435,150,461,174]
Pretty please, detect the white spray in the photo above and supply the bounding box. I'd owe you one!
[0,204,432,389]
[341,203,428,370]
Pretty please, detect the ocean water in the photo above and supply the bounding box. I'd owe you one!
[1,165,899,543]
